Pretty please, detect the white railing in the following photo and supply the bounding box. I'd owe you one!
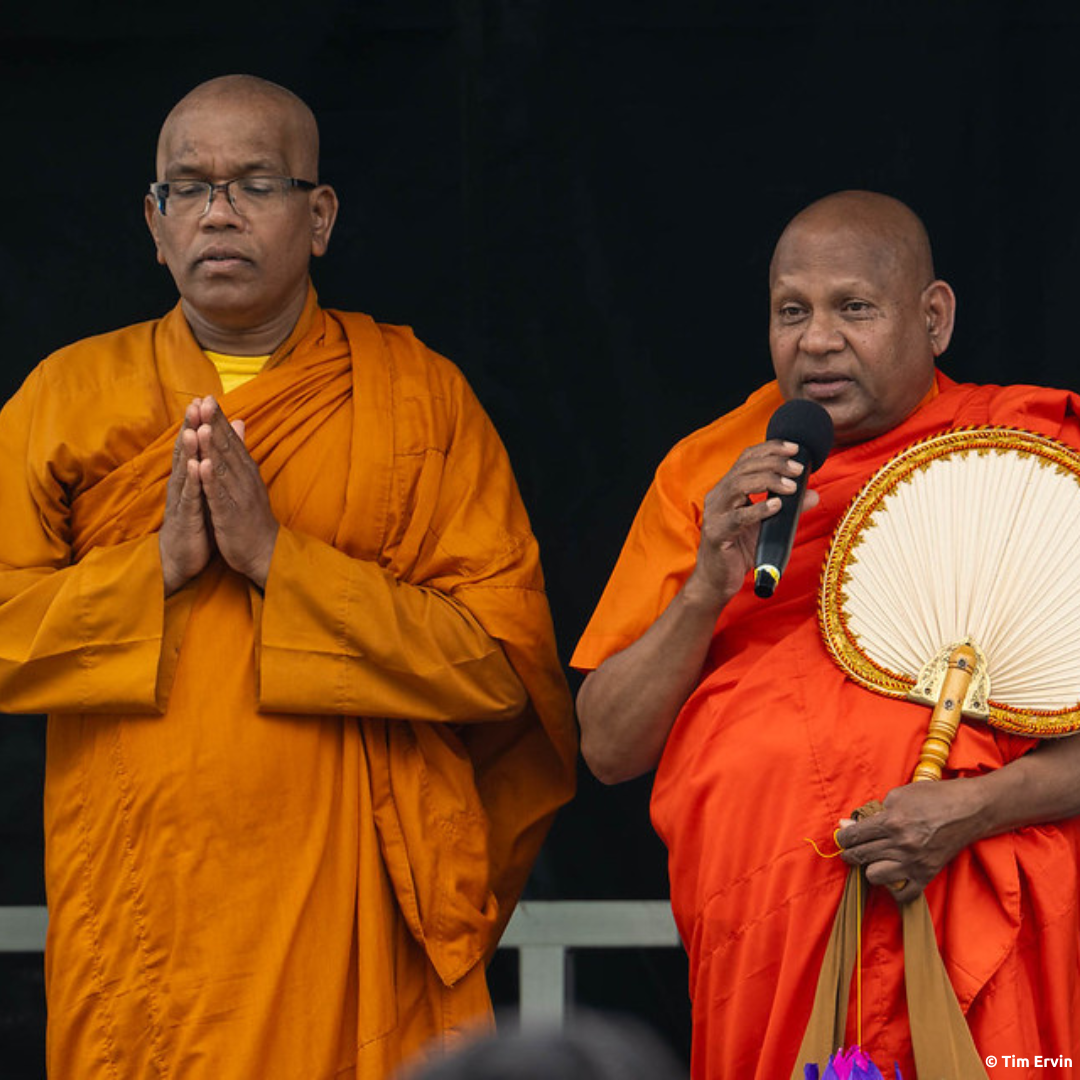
[500,900,681,1026]
[0,901,680,1027]
[0,906,46,953]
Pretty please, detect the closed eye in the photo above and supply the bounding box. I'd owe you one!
[237,177,278,197]
[170,181,208,199]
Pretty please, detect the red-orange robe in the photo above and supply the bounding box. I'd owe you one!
[573,374,1080,1079]
[0,288,577,1079]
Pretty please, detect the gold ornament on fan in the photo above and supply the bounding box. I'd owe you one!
[820,426,1080,783]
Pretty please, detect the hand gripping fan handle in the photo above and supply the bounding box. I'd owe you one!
[912,643,979,783]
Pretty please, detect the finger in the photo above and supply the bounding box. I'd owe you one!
[864,858,907,885]
[839,838,902,869]
[167,414,200,504]
[199,396,242,452]
[864,860,922,902]
[700,498,780,554]
[205,407,233,453]
[166,459,204,525]
[184,456,203,499]
[204,403,251,462]
[196,422,238,471]
[198,453,230,496]
[719,497,783,530]
[739,438,803,465]
[722,457,804,494]
[196,423,214,464]
[706,465,807,517]
[836,817,891,848]
[179,425,200,470]
[738,440,808,478]
[168,424,186,483]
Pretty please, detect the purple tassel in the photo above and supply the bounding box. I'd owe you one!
[806,1046,901,1080]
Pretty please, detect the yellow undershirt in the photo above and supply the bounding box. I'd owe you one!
[205,351,270,394]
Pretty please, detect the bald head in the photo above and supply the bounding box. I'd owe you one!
[768,190,956,445]
[156,75,320,182]
[770,190,935,293]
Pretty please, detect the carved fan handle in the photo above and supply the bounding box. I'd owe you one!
[911,643,978,783]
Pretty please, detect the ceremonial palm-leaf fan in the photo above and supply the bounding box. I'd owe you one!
[820,427,1080,772]
[799,428,1080,1080]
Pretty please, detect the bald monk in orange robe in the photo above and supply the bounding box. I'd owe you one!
[0,76,575,1079]
[573,191,1080,1079]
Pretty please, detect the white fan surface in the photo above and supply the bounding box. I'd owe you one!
[820,428,1080,734]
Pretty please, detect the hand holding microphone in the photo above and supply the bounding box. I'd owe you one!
[753,399,834,598]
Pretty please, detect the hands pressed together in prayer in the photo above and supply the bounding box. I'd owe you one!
[159,396,279,595]
[835,778,988,904]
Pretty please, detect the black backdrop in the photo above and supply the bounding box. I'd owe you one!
[4,0,1080,1072]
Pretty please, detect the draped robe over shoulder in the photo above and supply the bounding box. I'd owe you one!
[0,289,577,1079]
[573,374,1080,1079]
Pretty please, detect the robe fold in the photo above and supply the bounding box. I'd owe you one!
[0,287,577,1079]
[572,373,1080,1079]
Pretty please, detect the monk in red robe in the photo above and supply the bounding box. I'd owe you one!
[573,191,1080,1079]
[0,75,576,1079]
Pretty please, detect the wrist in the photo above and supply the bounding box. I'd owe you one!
[159,535,184,597]
[248,524,280,591]
[944,773,1002,845]
[680,567,736,618]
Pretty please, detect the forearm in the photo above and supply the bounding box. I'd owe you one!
[255,527,527,722]
[577,571,731,784]
[966,731,1080,838]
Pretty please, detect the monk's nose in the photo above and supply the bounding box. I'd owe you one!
[800,313,843,355]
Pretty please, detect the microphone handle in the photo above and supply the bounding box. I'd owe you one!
[753,445,811,598]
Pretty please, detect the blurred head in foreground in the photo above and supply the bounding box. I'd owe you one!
[399,1011,686,1080]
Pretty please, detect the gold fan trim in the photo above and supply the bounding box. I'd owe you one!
[819,426,1080,737]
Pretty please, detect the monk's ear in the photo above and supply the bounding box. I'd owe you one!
[144,194,167,267]
[922,280,956,358]
[309,185,339,259]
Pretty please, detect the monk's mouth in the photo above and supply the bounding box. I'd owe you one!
[803,378,853,399]
[195,254,253,271]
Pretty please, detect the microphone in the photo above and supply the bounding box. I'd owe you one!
[753,399,834,598]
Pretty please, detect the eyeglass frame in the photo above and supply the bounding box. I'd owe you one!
[148,175,318,217]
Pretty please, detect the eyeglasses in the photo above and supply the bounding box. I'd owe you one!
[149,176,317,217]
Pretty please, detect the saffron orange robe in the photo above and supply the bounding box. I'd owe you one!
[0,288,577,1079]
[573,374,1080,1079]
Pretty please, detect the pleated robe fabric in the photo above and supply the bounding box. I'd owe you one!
[0,288,577,1079]
[572,373,1080,1079]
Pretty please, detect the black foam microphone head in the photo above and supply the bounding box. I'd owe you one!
[765,399,834,472]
